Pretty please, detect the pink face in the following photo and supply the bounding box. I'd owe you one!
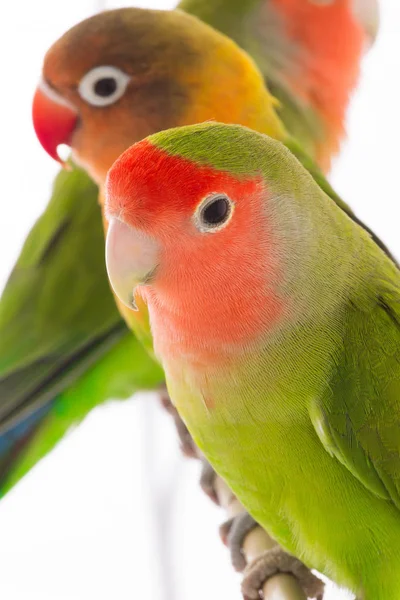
[105,140,285,362]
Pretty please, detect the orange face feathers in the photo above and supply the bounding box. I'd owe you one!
[32,8,286,185]
[32,9,204,181]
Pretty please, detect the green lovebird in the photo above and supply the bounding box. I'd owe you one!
[105,121,400,600]
[0,1,375,493]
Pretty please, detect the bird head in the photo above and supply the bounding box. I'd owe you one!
[32,8,284,184]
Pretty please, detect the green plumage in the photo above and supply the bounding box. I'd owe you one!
[0,166,162,493]
[141,123,400,599]
[0,1,361,493]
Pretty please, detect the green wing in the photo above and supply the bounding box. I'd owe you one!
[310,264,400,509]
[0,167,122,415]
[0,166,162,494]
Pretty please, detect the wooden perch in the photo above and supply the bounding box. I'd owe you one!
[214,476,308,600]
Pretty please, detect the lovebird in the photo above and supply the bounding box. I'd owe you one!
[1,3,376,493]
[105,121,400,600]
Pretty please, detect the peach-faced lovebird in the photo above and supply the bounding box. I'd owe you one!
[1,2,375,498]
[105,122,400,600]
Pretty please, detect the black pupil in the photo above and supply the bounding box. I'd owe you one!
[94,78,117,97]
[202,197,229,226]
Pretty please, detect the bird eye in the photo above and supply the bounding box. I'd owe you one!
[78,66,130,107]
[194,194,234,233]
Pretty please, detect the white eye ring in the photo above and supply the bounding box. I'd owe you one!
[193,193,234,233]
[78,65,130,107]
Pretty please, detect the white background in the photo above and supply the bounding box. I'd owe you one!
[0,1,399,599]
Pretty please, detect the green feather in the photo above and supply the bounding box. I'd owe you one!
[0,166,163,493]
[310,287,400,510]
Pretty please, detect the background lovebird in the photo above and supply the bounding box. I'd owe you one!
[0,1,375,495]
[2,6,282,494]
[105,121,400,600]
[180,0,379,171]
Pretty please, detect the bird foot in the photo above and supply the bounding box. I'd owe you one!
[241,546,325,600]
[220,512,259,572]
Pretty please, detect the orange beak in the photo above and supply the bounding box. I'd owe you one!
[32,80,78,166]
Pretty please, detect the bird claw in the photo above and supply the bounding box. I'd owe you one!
[241,546,325,600]
[219,512,258,572]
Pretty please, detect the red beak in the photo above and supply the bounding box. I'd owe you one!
[32,80,78,167]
